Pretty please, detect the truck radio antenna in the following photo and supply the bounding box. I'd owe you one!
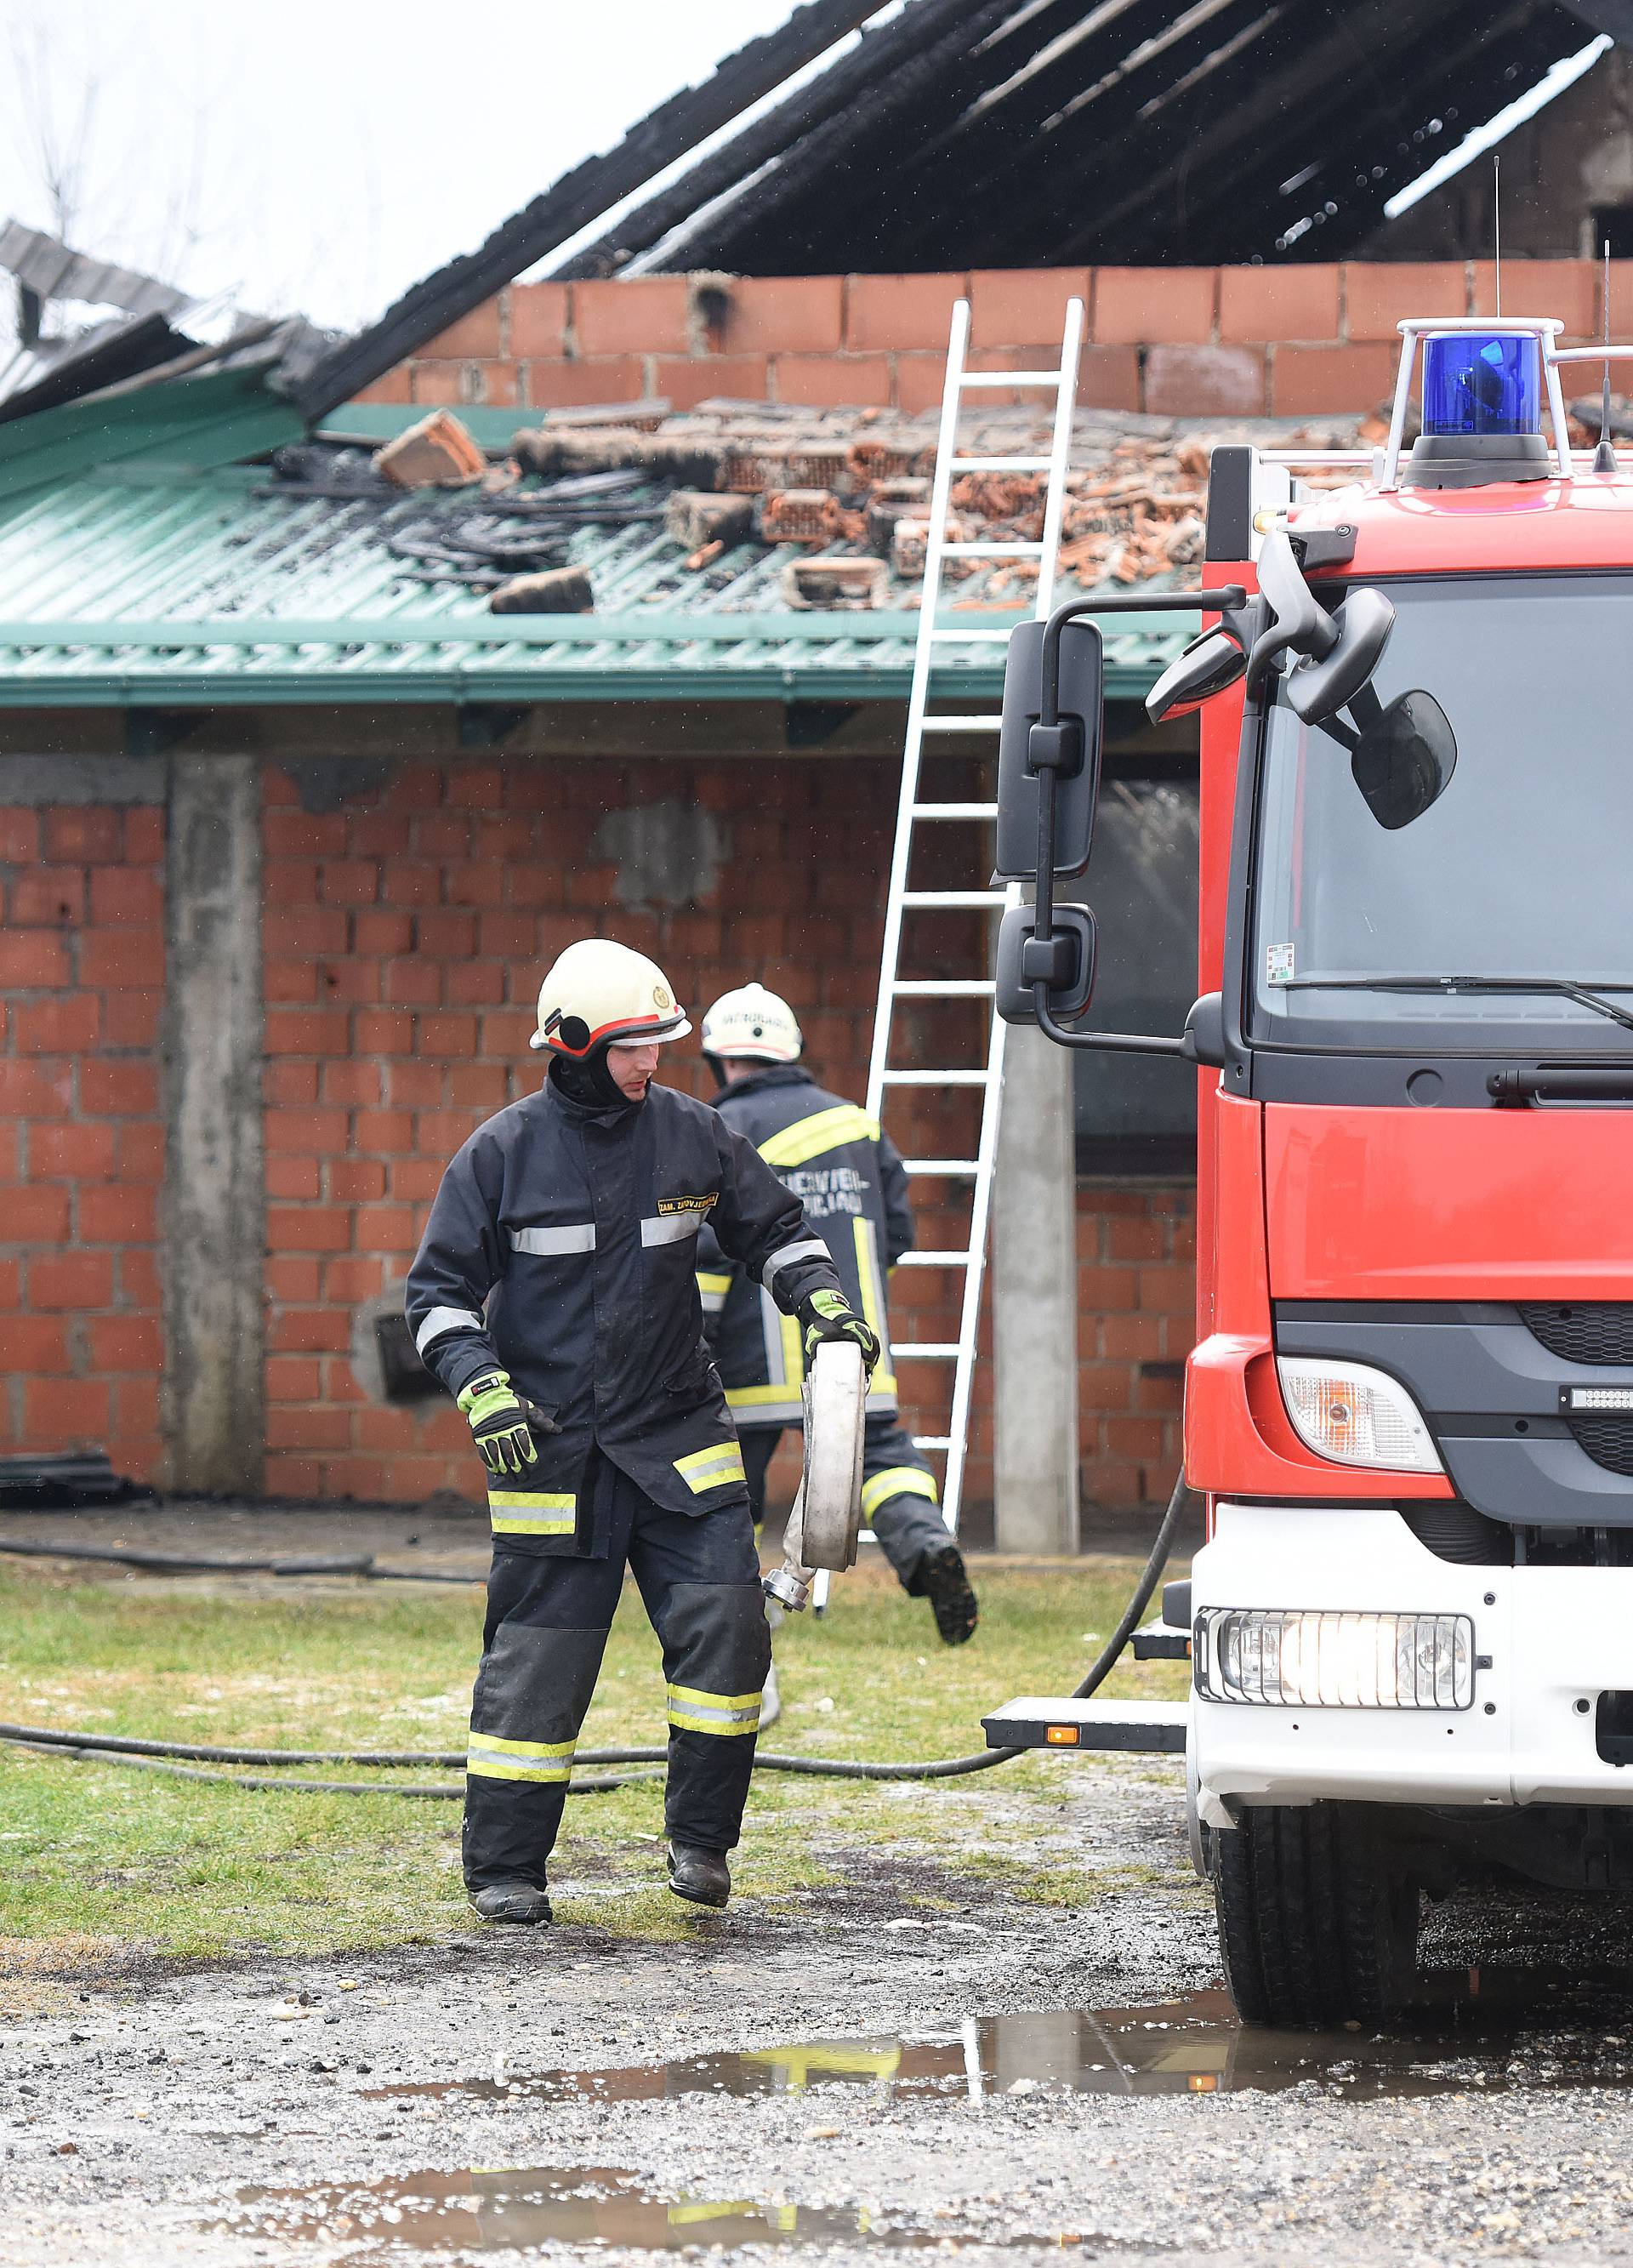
[1596,236,1619,474]
[1493,152,1502,316]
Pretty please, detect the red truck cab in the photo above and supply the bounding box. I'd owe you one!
[993,316,1633,2026]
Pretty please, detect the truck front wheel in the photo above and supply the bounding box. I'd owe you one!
[1215,1803,1419,2027]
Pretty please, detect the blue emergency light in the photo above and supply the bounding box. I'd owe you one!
[1421,331,1541,438]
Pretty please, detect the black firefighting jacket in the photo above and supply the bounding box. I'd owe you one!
[405,1076,842,1553]
[696,1064,913,1427]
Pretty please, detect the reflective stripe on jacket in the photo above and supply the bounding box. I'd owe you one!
[405,1075,842,1547]
[697,1064,912,1426]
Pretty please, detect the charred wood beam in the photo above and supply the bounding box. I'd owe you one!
[1182,5,1593,261]
[1042,0,1575,262]
[629,0,1052,278]
[553,0,1005,278]
[1004,0,1546,264]
[293,0,882,417]
[953,0,1465,260]
[816,0,1278,271]
[897,0,1266,200]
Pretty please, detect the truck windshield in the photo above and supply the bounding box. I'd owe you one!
[1252,572,1633,1053]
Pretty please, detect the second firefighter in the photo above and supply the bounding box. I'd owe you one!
[694,983,979,1644]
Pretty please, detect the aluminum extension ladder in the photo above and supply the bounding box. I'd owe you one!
[814,295,1084,1609]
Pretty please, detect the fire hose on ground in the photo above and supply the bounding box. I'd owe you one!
[0,1339,1192,1800]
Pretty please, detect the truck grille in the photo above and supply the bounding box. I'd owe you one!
[1566,1417,1633,1476]
[1520,1302,1633,1365]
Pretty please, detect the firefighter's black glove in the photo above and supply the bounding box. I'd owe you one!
[798,1289,881,1377]
[456,1370,560,1478]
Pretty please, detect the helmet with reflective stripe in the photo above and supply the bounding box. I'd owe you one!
[700,983,804,1066]
[530,938,692,1056]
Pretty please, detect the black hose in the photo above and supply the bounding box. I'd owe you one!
[0,1538,484,1583]
[0,1476,1192,1793]
[3,1742,663,1799]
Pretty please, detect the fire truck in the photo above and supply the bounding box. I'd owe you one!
[982,314,1633,2027]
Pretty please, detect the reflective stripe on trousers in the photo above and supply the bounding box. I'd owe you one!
[487,1489,577,1537]
[674,1441,747,1495]
[666,1681,763,1736]
[861,1464,939,1522]
[466,1730,577,1783]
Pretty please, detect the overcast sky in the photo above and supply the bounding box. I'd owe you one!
[0,0,803,335]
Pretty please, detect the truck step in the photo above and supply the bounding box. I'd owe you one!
[981,1696,1188,1754]
[1131,1619,1192,1662]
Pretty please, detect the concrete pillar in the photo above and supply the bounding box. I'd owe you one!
[992,1023,1079,1554]
[161,755,265,1493]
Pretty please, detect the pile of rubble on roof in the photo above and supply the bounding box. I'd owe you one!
[344,397,1365,614]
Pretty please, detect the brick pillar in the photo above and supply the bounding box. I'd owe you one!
[992,1023,1079,1553]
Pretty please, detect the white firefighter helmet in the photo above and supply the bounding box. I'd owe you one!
[700,983,804,1065]
[530,938,692,1056]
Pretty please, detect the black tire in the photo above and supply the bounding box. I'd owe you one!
[1215,1803,1420,2027]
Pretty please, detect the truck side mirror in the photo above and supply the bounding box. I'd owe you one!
[993,617,1103,881]
[1350,688,1456,829]
[995,903,1097,1025]
[1146,627,1246,724]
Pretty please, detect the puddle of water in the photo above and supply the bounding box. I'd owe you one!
[225,2164,1105,2256]
[378,1971,1633,2106]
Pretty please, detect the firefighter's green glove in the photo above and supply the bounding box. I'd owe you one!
[798,1289,881,1376]
[457,1370,558,1478]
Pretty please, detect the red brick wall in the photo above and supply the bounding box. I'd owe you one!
[258,755,1185,1515]
[0,801,165,1481]
[1078,1184,1191,1512]
[359,260,1603,421]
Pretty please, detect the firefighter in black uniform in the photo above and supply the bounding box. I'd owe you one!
[693,984,979,1646]
[407,940,879,1925]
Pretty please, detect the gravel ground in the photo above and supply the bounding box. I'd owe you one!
[9,1747,1633,2268]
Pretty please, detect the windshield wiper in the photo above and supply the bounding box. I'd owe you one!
[1277,975,1633,1035]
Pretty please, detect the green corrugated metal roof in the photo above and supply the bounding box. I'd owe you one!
[0,459,1196,709]
[0,364,305,505]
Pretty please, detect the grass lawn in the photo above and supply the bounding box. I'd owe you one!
[0,1553,1187,1973]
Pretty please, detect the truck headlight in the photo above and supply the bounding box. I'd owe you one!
[1277,1357,1443,1473]
[1194,1608,1474,1709]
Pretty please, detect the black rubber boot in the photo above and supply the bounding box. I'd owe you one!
[668,1842,731,1909]
[920,1545,979,1646]
[469,1882,553,1925]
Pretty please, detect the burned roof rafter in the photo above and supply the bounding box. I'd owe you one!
[304,0,1627,390]
[293,0,885,419]
[786,0,1281,275]
[1036,0,1573,264]
[554,0,1016,280]
[584,0,1067,285]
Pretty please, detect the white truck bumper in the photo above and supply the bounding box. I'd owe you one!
[1193,1501,1633,1818]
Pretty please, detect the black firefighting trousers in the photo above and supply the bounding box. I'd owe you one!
[463,1451,771,1893]
[739,1412,950,1593]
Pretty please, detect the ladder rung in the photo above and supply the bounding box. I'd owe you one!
[902,1160,980,1176]
[958,368,1066,390]
[896,1250,976,1266]
[880,1069,989,1086]
[910,802,999,819]
[942,540,1045,556]
[950,454,1051,471]
[890,978,995,996]
[900,890,1006,908]
[919,715,1001,732]
[913,1435,953,1451]
[894,1342,960,1359]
